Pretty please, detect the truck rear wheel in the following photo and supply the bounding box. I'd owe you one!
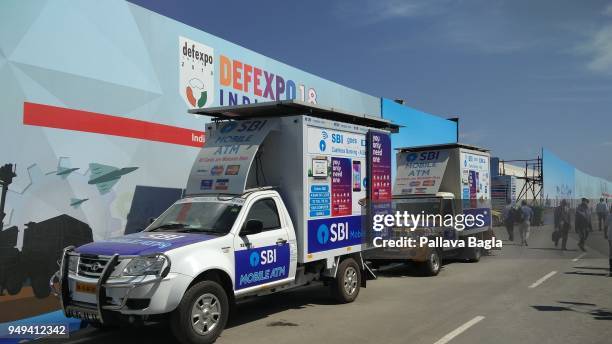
[464,247,482,262]
[418,249,441,276]
[331,258,361,303]
[171,280,229,344]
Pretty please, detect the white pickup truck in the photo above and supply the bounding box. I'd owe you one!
[52,101,396,344]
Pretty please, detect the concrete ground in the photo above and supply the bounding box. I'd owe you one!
[39,224,611,344]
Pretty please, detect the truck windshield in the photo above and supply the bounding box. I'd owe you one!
[147,201,242,235]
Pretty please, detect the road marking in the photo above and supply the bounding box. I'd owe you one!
[529,271,557,288]
[433,316,485,344]
[572,253,586,262]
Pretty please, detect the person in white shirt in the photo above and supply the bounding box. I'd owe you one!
[596,198,608,232]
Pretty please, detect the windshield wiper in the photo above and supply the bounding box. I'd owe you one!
[177,228,223,235]
[149,223,186,231]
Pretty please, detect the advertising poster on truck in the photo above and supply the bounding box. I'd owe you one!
[394,150,450,195]
[368,131,393,241]
[305,122,369,255]
[185,120,277,195]
[460,151,491,207]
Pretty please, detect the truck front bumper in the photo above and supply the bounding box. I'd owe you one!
[51,247,191,323]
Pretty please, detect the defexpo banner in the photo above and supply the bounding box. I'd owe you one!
[0,0,385,327]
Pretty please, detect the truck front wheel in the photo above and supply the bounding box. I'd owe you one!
[331,258,361,303]
[171,280,229,344]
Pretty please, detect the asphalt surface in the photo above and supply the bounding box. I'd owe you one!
[38,224,611,344]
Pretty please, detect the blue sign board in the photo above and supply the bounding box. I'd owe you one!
[307,215,363,253]
[234,243,290,290]
[309,185,331,217]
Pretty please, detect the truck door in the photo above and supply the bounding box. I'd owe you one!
[233,196,293,292]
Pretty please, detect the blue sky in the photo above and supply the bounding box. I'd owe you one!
[129,0,612,180]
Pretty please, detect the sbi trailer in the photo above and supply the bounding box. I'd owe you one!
[52,100,397,344]
[366,143,495,276]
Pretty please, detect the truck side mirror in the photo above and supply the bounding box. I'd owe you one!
[241,219,263,236]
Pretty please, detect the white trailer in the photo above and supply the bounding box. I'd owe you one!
[53,101,397,344]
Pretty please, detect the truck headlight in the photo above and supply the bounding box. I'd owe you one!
[68,255,79,272]
[123,255,169,276]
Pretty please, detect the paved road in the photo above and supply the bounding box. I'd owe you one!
[40,225,611,344]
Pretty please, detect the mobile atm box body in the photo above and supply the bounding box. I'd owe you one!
[54,101,396,344]
[366,143,494,273]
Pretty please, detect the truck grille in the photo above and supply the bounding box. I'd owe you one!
[77,256,110,278]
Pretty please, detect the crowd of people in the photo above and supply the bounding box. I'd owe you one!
[502,198,612,277]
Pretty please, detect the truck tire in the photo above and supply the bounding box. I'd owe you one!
[331,258,361,303]
[171,280,229,344]
[5,274,23,295]
[418,249,441,276]
[31,273,51,298]
[465,247,481,263]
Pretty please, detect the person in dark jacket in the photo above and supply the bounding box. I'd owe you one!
[502,202,515,241]
[575,198,591,252]
[553,199,571,250]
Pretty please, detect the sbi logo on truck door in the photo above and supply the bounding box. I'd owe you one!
[235,244,289,290]
[308,215,363,253]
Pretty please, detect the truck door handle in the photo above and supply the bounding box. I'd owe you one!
[276,238,287,245]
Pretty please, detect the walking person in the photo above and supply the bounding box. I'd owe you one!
[518,200,534,246]
[607,209,612,277]
[502,201,515,241]
[596,198,607,232]
[553,199,571,250]
[575,198,591,252]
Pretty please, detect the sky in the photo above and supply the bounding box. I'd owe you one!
[128,0,612,181]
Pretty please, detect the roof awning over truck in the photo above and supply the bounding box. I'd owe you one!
[188,100,400,133]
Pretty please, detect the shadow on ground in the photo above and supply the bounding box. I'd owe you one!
[532,301,612,321]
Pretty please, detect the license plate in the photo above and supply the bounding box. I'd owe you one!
[66,307,99,321]
[75,282,97,294]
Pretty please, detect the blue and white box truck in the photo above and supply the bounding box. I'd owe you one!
[52,101,396,344]
[366,143,495,276]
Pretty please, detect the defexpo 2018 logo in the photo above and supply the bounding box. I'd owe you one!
[217,54,318,106]
[179,36,215,108]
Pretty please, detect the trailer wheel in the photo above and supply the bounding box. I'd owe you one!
[171,280,229,344]
[418,249,441,276]
[332,258,361,303]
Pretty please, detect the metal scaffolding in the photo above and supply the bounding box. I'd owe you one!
[497,156,543,205]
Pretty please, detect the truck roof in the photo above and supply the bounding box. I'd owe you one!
[396,142,489,153]
[188,100,400,132]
